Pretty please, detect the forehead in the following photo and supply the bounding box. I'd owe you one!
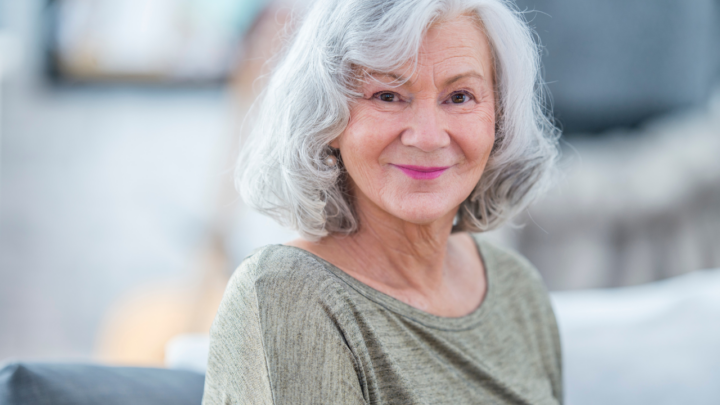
[361,15,494,86]
[418,15,493,74]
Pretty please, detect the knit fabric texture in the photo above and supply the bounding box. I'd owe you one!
[202,236,563,404]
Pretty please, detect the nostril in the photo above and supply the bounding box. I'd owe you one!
[400,129,450,153]
[399,106,449,152]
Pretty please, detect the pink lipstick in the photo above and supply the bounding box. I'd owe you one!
[392,164,451,180]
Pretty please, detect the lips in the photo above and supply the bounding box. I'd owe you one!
[392,164,451,180]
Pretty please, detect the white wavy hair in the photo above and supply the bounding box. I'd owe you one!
[237,0,559,241]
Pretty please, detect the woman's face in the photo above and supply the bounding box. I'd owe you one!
[332,16,496,226]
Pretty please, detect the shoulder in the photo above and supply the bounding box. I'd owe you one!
[470,236,563,402]
[222,244,353,325]
[471,234,556,321]
[228,244,344,297]
[472,236,564,401]
[472,235,544,287]
[208,244,357,371]
[205,245,364,404]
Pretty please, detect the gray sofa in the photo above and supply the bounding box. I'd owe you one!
[0,363,204,405]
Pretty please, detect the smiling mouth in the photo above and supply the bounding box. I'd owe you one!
[392,164,451,180]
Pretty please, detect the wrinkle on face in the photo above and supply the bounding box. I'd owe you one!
[359,16,493,97]
[334,14,497,231]
[290,15,496,315]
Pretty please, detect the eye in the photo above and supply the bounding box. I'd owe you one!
[376,92,397,102]
[449,92,471,104]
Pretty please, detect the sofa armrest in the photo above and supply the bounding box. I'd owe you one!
[0,362,204,405]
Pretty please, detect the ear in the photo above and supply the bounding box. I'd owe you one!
[329,137,340,149]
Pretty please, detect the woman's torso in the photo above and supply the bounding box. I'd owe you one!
[202,236,562,405]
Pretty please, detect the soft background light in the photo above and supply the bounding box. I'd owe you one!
[0,1,718,404]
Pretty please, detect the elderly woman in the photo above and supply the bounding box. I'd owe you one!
[203,0,561,403]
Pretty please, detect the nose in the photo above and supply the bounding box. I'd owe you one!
[400,99,450,152]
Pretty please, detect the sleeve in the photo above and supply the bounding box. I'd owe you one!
[477,238,564,404]
[508,251,564,404]
[511,252,563,404]
[202,250,366,405]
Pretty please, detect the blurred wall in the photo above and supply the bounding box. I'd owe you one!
[491,0,720,289]
[0,0,237,362]
[503,96,720,290]
[515,0,720,133]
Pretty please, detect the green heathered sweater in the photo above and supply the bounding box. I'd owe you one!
[202,236,563,404]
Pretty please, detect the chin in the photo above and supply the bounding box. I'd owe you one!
[384,193,460,225]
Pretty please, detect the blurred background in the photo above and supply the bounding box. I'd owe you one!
[0,0,718,404]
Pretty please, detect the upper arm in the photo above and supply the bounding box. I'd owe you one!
[259,289,366,404]
[518,258,564,404]
[202,251,366,405]
[202,256,274,405]
[476,238,563,403]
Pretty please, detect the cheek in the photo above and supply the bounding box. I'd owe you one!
[453,109,496,166]
[337,105,403,170]
[336,111,387,197]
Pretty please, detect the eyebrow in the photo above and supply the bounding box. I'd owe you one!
[364,70,485,87]
[443,71,485,86]
[364,70,407,84]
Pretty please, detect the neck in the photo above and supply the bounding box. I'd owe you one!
[327,194,458,294]
[286,190,486,317]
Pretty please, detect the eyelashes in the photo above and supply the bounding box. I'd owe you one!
[370,90,477,105]
[374,92,400,102]
[445,90,475,104]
